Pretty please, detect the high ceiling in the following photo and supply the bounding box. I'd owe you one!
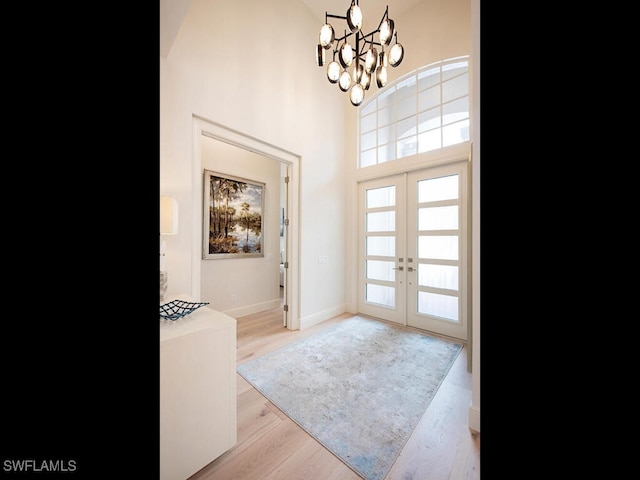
[160,0,423,57]
[301,0,423,24]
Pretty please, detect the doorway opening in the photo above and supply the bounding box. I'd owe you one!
[192,115,301,330]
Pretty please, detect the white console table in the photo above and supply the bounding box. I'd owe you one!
[160,300,237,480]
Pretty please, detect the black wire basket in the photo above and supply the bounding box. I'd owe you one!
[160,299,210,321]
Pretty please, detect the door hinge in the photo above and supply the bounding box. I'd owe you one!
[283,304,289,311]
[284,261,288,268]
[284,176,289,183]
[284,219,289,226]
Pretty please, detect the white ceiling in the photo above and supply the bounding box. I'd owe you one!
[301,0,423,24]
[160,0,423,57]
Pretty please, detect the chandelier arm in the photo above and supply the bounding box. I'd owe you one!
[334,30,355,44]
[375,6,390,31]
[355,33,378,59]
[359,31,382,47]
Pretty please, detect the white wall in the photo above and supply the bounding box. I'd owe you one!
[200,136,281,315]
[470,0,480,434]
[161,0,478,430]
[161,0,348,325]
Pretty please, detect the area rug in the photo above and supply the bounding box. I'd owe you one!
[236,316,463,480]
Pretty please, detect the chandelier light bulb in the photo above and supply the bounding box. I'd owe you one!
[347,5,363,32]
[339,70,352,92]
[327,61,341,83]
[380,19,395,45]
[376,65,387,88]
[319,24,335,49]
[360,69,371,90]
[339,43,354,68]
[389,43,405,67]
[350,83,365,106]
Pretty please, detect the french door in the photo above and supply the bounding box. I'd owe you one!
[357,162,468,341]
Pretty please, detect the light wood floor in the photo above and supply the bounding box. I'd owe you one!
[189,304,480,480]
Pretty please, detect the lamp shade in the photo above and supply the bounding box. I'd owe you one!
[160,195,178,235]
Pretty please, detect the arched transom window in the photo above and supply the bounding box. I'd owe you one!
[359,56,470,168]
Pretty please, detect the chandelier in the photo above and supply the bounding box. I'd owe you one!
[316,0,405,107]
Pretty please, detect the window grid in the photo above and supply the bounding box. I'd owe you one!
[359,56,469,168]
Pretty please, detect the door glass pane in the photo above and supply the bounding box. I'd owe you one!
[366,186,395,208]
[367,283,395,307]
[418,206,459,230]
[367,211,395,232]
[418,264,458,290]
[367,236,395,256]
[418,175,458,202]
[418,235,458,260]
[366,260,395,281]
[418,291,458,321]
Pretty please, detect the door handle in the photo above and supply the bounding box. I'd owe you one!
[407,267,414,272]
[393,266,404,271]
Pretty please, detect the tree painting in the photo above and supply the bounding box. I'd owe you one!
[204,171,264,258]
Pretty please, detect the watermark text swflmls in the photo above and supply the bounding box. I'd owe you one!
[3,459,77,473]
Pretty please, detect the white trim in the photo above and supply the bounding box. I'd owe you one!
[300,304,348,330]
[468,404,480,433]
[354,142,470,182]
[192,115,302,330]
[222,298,282,319]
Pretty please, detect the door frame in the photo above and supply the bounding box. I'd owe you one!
[192,115,301,330]
[350,143,471,339]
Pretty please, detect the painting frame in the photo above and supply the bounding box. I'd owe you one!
[202,169,265,260]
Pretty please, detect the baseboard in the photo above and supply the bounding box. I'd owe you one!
[468,404,480,433]
[223,298,281,318]
[300,304,347,329]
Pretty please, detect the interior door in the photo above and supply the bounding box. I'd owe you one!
[358,162,468,341]
[281,164,289,327]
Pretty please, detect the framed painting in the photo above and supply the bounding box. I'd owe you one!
[203,170,265,259]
